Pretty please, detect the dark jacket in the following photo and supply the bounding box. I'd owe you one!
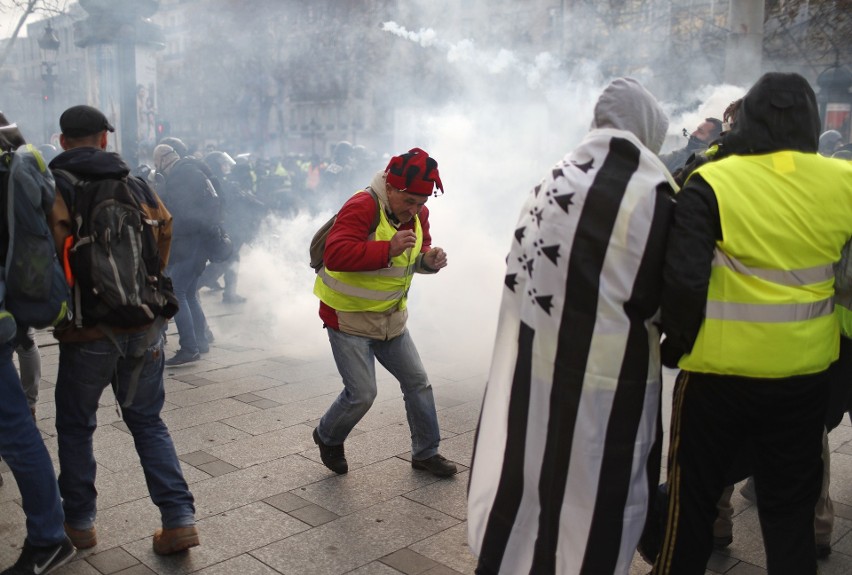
[160,157,222,263]
[50,147,172,264]
[661,73,822,365]
[660,142,702,174]
[49,146,173,342]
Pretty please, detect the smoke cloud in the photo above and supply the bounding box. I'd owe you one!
[204,7,749,377]
[382,22,561,90]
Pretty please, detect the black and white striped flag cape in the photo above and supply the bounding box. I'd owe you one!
[468,127,675,574]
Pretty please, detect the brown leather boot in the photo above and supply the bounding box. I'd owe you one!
[65,523,97,549]
[153,525,200,555]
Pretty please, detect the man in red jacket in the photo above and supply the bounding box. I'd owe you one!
[312,148,457,478]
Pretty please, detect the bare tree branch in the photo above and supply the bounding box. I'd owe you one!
[0,0,38,70]
[0,0,68,71]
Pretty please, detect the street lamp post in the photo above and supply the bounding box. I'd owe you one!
[38,21,61,145]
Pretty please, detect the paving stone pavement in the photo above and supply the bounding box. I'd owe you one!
[2,289,852,574]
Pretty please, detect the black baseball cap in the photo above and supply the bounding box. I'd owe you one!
[59,105,115,138]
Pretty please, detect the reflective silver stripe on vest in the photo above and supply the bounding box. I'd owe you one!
[705,297,835,323]
[373,263,417,277]
[713,250,834,286]
[317,268,404,301]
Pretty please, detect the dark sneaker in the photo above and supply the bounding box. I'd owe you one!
[165,349,201,366]
[713,534,733,549]
[197,341,210,354]
[64,523,96,549]
[2,535,75,575]
[313,428,348,474]
[153,525,200,555]
[816,542,831,559]
[412,454,458,477]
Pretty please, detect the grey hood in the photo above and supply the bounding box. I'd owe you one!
[591,77,669,154]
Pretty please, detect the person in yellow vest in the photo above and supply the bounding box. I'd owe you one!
[312,148,458,478]
[653,72,852,575]
[643,97,842,562]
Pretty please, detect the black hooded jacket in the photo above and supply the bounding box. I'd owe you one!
[48,146,174,342]
[50,147,160,210]
[660,73,823,365]
[159,157,223,264]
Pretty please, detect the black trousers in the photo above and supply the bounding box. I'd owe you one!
[654,369,828,575]
[826,336,852,431]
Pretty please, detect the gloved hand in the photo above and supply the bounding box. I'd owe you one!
[661,338,683,369]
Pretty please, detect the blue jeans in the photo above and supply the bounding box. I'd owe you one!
[15,326,40,407]
[166,249,209,354]
[0,342,65,546]
[55,331,195,530]
[317,328,440,459]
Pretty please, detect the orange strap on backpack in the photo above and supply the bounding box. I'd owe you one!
[62,235,75,287]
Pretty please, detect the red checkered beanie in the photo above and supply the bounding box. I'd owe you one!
[384,148,444,196]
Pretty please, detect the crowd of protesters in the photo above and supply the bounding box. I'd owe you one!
[1,68,852,575]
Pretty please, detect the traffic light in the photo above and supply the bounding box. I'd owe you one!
[156,120,170,138]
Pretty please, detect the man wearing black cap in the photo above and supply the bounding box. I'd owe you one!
[312,148,457,478]
[56,104,116,139]
[48,105,200,556]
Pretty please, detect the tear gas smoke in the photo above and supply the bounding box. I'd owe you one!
[216,17,748,377]
[381,22,561,89]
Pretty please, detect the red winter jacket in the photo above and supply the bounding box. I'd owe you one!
[319,189,433,330]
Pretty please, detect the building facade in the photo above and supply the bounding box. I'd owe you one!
[0,0,848,157]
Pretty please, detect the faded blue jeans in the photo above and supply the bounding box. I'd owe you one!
[166,248,210,355]
[317,328,441,459]
[55,330,195,530]
[0,341,66,547]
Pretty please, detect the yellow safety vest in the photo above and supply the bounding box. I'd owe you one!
[313,207,422,313]
[837,304,852,339]
[680,151,852,378]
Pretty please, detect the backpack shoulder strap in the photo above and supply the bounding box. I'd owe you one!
[51,168,78,186]
[365,186,380,234]
[0,152,12,274]
[50,168,80,210]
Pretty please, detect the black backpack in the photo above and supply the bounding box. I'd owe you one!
[52,169,177,329]
[0,145,72,331]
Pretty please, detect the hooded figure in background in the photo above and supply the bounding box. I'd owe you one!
[655,72,852,574]
[818,129,844,157]
[154,138,222,365]
[468,77,675,575]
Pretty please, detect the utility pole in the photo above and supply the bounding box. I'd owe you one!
[38,21,60,144]
[723,0,764,87]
